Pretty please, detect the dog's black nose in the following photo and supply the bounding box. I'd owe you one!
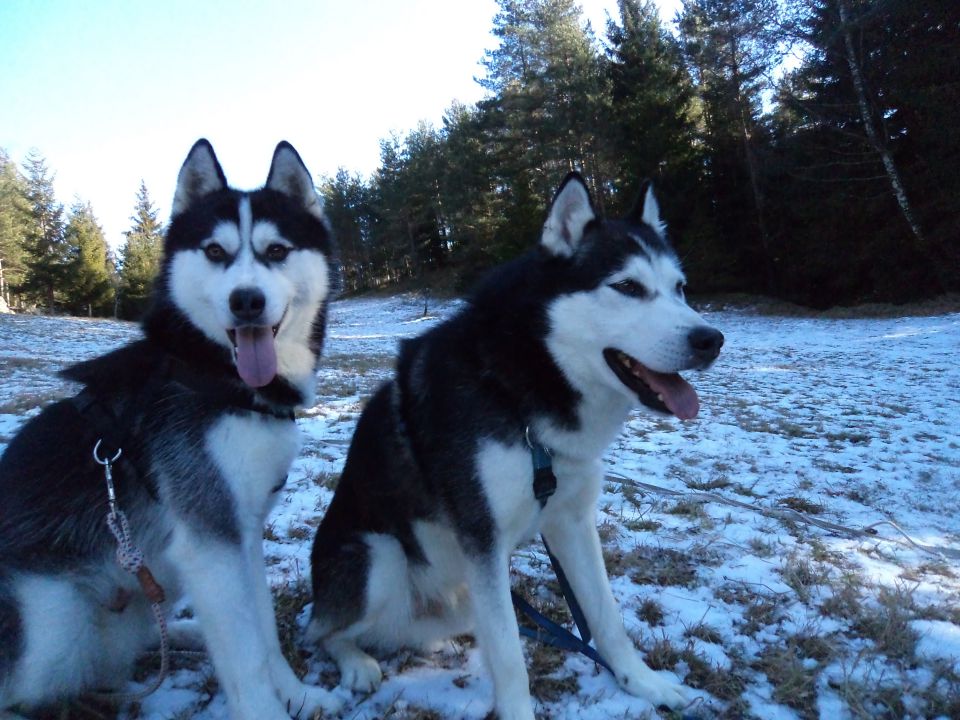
[229,287,266,323]
[688,326,724,363]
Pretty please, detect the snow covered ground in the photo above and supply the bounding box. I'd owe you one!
[1,295,959,720]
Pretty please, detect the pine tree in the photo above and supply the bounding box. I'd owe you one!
[603,0,701,217]
[21,150,68,311]
[63,201,114,316]
[679,0,781,292]
[321,168,372,292]
[0,149,31,308]
[479,0,608,202]
[767,0,959,303]
[118,181,164,319]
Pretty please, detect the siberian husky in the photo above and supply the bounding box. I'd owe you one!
[0,140,341,720]
[308,174,724,719]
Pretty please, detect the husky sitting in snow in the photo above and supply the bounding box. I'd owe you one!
[0,140,341,720]
[308,174,723,719]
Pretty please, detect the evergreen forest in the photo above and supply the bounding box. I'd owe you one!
[1,0,956,317]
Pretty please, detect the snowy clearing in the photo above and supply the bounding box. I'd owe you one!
[1,295,959,720]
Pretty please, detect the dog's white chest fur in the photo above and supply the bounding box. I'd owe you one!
[204,414,300,527]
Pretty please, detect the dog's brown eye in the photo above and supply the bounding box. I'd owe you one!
[204,243,226,262]
[610,279,648,299]
[266,243,290,262]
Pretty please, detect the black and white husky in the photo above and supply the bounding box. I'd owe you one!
[0,140,341,719]
[308,174,724,719]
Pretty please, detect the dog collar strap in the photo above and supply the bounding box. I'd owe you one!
[161,356,295,421]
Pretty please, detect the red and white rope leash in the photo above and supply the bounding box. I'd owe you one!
[93,440,169,703]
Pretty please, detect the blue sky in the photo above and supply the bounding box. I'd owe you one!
[1,0,681,249]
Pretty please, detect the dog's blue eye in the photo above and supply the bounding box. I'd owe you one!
[204,243,226,262]
[610,279,648,298]
[266,244,290,262]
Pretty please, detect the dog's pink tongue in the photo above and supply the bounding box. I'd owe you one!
[637,366,700,420]
[234,326,277,388]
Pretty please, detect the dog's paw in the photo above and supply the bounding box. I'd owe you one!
[338,652,383,693]
[284,684,345,718]
[616,663,691,709]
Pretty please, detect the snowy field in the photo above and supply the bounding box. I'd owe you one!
[1,295,959,720]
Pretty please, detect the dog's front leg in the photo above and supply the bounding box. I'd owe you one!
[168,527,306,720]
[466,553,536,720]
[540,470,689,710]
[246,538,343,717]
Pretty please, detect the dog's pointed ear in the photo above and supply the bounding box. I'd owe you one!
[628,180,667,237]
[171,139,227,217]
[541,173,595,258]
[266,141,326,221]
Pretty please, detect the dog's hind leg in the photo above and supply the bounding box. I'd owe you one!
[541,461,689,710]
[311,533,409,694]
[323,630,382,693]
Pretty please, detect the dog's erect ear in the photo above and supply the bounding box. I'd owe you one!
[171,139,227,217]
[541,173,595,258]
[628,180,667,238]
[266,141,325,220]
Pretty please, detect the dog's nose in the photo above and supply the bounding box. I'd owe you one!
[688,326,724,363]
[229,287,266,324]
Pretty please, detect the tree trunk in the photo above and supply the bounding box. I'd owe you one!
[837,0,939,287]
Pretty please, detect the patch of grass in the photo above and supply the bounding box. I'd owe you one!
[753,644,819,720]
[820,571,867,622]
[741,596,784,634]
[623,516,662,533]
[665,499,709,521]
[605,545,700,588]
[779,496,825,515]
[686,475,733,492]
[680,646,748,703]
[851,584,919,664]
[824,431,871,445]
[0,390,63,414]
[528,647,579,705]
[779,554,831,604]
[747,535,777,558]
[287,525,313,541]
[644,636,681,671]
[310,471,339,491]
[684,622,723,645]
[272,578,315,678]
[637,598,665,626]
[597,519,620,544]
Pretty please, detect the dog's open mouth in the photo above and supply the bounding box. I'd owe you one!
[603,348,700,420]
[226,312,285,388]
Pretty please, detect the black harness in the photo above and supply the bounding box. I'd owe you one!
[70,354,296,496]
[388,379,614,674]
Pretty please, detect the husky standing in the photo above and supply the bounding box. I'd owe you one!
[0,140,342,720]
[308,174,724,719]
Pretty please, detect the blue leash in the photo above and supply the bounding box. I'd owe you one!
[517,434,703,719]
[514,433,612,673]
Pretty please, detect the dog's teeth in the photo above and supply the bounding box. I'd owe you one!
[657,393,664,402]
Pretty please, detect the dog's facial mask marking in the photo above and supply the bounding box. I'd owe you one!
[169,141,328,389]
[544,179,723,419]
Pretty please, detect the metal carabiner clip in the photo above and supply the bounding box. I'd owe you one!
[93,439,123,514]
